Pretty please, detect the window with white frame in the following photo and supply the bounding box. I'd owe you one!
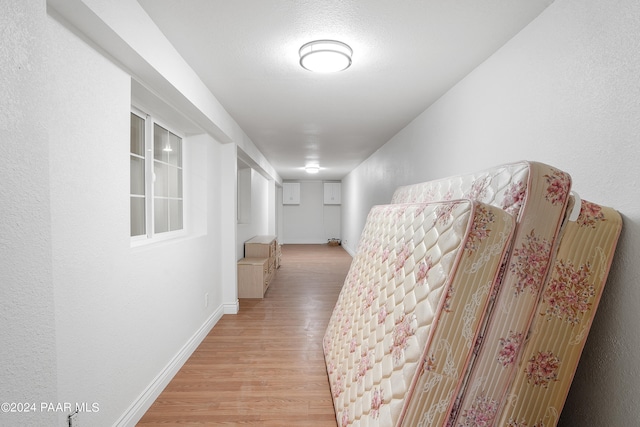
[130,110,183,239]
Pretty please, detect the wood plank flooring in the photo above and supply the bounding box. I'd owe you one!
[137,244,352,426]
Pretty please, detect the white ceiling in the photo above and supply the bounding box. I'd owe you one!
[138,0,554,181]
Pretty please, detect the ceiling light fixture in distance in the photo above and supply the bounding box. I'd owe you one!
[305,165,320,174]
[299,40,352,73]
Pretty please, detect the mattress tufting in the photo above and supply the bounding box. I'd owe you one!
[390,162,532,216]
[390,161,573,426]
[497,198,622,427]
[323,200,514,426]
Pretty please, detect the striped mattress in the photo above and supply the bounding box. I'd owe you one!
[497,197,622,426]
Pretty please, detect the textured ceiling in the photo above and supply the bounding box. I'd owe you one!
[139,0,554,180]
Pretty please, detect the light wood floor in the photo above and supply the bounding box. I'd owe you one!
[137,244,352,426]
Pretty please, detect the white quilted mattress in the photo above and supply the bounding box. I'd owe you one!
[323,200,514,426]
[390,161,572,425]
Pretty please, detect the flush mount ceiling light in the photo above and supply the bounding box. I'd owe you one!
[305,165,320,174]
[299,40,352,73]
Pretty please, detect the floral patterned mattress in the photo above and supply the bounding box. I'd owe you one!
[390,161,573,425]
[497,198,622,427]
[323,201,515,426]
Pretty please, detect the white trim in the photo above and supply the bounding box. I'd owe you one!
[114,305,225,427]
[342,242,357,258]
[130,228,187,248]
[281,238,331,244]
[223,299,239,314]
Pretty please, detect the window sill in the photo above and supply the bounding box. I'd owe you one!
[130,229,187,249]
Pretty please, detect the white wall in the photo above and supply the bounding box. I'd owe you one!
[0,1,59,426]
[236,168,271,259]
[45,14,231,426]
[282,181,341,244]
[0,1,278,426]
[324,204,341,242]
[219,142,239,312]
[342,0,640,424]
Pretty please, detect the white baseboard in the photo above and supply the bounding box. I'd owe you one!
[223,299,239,314]
[342,242,357,257]
[280,239,331,244]
[114,305,225,426]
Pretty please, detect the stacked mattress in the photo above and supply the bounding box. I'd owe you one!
[390,161,572,426]
[497,197,622,427]
[323,200,515,426]
[324,161,622,426]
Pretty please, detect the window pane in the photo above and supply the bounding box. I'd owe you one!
[133,116,184,238]
[130,113,145,156]
[169,132,182,167]
[130,155,145,195]
[154,197,169,234]
[154,161,168,197]
[168,166,182,198]
[170,199,183,231]
[154,124,169,162]
[130,196,146,236]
